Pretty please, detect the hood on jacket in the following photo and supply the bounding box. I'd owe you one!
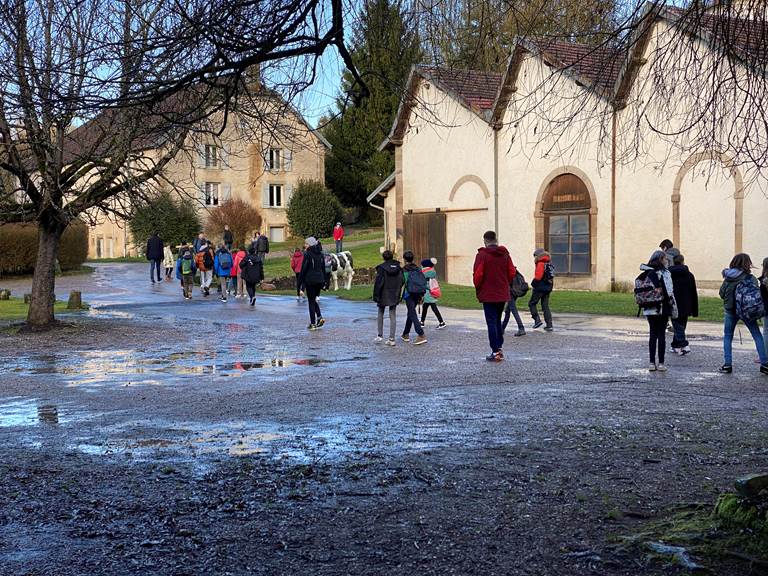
[535,253,551,264]
[723,267,747,281]
[377,260,402,275]
[477,244,511,258]
[307,243,323,256]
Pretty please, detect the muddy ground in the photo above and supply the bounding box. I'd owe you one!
[0,264,766,575]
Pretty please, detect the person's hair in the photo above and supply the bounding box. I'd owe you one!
[382,250,393,261]
[403,250,414,263]
[648,250,667,269]
[729,253,753,273]
[483,230,497,243]
[659,239,673,250]
[762,257,768,279]
[673,253,685,265]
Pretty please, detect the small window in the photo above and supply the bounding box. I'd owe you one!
[269,184,283,207]
[205,182,220,206]
[204,145,219,168]
[268,148,281,171]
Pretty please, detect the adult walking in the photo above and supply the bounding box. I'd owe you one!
[146,231,164,284]
[298,237,326,330]
[669,253,698,355]
[239,246,264,306]
[760,257,768,360]
[473,230,516,362]
[254,231,269,263]
[529,248,554,331]
[638,250,677,372]
[373,250,404,346]
[718,253,768,374]
[401,251,428,345]
[290,247,305,301]
[333,222,344,253]
[223,225,234,251]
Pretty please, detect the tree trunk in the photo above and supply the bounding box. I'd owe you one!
[25,223,64,330]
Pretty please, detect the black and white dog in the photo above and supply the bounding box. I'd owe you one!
[329,251,354,291]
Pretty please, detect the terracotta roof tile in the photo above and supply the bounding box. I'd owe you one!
[536,41,622,92]
[418,66,503,112]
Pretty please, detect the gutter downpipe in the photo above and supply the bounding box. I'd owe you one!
[610,108,617,291]
[493,127,499,234]
[368,195,389,250]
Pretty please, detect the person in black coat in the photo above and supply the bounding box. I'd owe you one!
[239,246,264,306]
[297,237,326,330]
[669,253,698,354]
[146,231,164,283]
[373,250,404,345]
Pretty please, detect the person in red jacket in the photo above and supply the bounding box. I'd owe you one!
[333,222,344,253]
[290,247,305,301]
[473,230,517,362]
[529,248,554,331]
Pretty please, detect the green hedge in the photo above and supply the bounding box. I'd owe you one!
[0,222,89,275]
[286,179,343,239]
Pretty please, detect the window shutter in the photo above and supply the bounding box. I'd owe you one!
[283,149,293,171]
[262,151,269,173]
[284,184,293,207]
[262,183,270,208]
[222,183,231,202]
[197,145,206,168]
[220,145,229,169]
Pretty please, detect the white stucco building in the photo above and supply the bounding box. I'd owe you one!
[371,2,768,289]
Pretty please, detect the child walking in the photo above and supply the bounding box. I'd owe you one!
[420,258,446,329]
[529,248,554,331]
[176,244,196,300]
[291,247,305,301]
[668,253,698,355]
[373,250,404,346]
[638,250,677,371]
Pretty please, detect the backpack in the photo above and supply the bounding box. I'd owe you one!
[511,271,529,298]
[428,277,441,299]
[219,251,232,270]
[406,267,428,296]
[634,270,664,308]
[242,255,264,283]
[735,277,764,322]
[203,249,214,270]
[256,235,269,254]
[543,262,555,282]
[181,254,193,275]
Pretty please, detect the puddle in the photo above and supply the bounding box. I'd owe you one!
[1,349,369,387]
[0,398,76,427]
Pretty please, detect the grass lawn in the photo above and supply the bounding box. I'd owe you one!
[269,227,383,252]
[263,241,384,280]
[0,298,88,321]
[267,281,727,323]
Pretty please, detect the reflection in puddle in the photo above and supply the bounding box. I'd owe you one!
[1,349,369,387]
[0,398,66,427]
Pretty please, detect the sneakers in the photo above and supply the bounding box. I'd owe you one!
[250,296,256,306]
[544,326,554,332]
[296,296,301,302]
[401,335,411,343]
[761,363,768,375]
[486,351,504,362]
[648,363,657,372]
[436,322,447,330]
[317,318,325,327]
[413,335,428,346]
[670,347,681,355]
[532,321,543,330]
[307,324,318,331]
[514,330,526,337]
[719,364,733,374]
[681,346,691,356]
[385,339,396,347]
[374,336,384,343]
[656,364,668,372]
[221,296,227,303]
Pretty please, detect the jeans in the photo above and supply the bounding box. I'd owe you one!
[529,290,553,328]
[182,274,194,298]
[483,302,506,353]
[199,269,212,290]
[647,314,668,364]
[502,296,524,332]
[402,295,424,336]
[245,281,258,300]
[150,259,162,282]
[421,303,444,324]
[305,283,323,325]
[723,312,767,366]
[335,240,343,253]
[295,273,303,297]
[671,316,689,349]
[378,305,397,340]
[764,316,768,360]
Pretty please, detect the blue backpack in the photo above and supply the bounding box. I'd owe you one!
[735,277,764,322]
[219,251,232,270]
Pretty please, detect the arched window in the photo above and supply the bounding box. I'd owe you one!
[542,174,591,275]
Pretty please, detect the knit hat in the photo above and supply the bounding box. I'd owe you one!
[533,248,547,258]
[305,236,318,247]
[421,258,437,268]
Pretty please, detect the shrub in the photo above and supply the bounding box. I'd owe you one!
[129,191,201,253]
[287,179,343,239]
[205,199,262,247]
[0,222,89,275]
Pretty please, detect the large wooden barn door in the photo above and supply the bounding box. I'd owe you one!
[402,211,447,279]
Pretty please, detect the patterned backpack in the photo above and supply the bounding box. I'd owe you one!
[634,270,664,308]
[735,277,764,322]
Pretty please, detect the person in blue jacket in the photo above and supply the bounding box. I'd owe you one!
[214,244,234,302]
[175,243,197,300]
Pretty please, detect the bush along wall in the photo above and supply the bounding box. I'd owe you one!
[0,221,89,276]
